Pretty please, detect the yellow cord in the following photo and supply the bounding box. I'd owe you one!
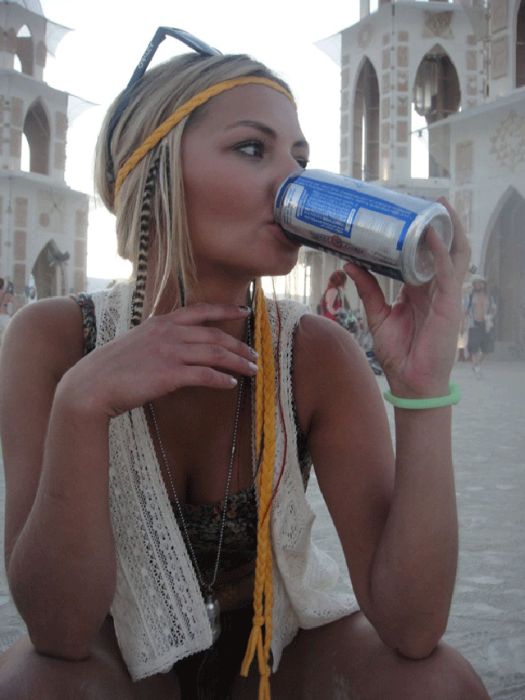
[114,76,295,199]
[240,283,276,699]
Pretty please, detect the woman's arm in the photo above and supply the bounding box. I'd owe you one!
[295,201,469,660]
[1,299,116,659]
[1,298,257,659]
[295,317,457,660]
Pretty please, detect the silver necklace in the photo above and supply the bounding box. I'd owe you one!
[148,378,244,643]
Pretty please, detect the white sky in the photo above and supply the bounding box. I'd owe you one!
[39,0,362,280]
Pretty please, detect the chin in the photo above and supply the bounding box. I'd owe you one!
[259,250,300,278]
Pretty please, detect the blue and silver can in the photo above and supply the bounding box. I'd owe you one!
[274,169,453,286]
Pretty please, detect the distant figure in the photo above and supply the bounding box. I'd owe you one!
[318,270,357,332]
[465,276,497,376]
[457,282,471,362]
[0,279,12,347]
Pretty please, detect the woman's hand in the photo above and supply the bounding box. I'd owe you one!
[343,199,470,397]
[59,303,257,418]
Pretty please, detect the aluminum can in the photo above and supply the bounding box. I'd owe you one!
[274,169,453,286]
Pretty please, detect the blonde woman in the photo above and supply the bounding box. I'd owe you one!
[0,29,489,700]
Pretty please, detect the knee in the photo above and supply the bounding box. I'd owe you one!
[412,642,490,700]
[0,635,130,700]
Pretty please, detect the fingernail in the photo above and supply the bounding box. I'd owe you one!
[249,347,258,358]
[248,362,258,373]
[239,305,252,313]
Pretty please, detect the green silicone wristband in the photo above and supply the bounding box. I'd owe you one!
[383,382,460,409]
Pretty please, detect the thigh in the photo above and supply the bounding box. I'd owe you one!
[0,618,180,700]
[233,612,490,700]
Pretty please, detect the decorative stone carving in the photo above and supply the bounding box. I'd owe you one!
[467,75,479,96]
[466,49,477,71]
[454,189,472,233]
[397,95,409,117]
[397,45,408,68]
[423,10,453,39]
[491,0,508,34]
[491,36,508,79]
[397,70,409,92]
[489,110,525,171]
[396,121,408,143]
[358,23,373,49]
[455,141,473,185]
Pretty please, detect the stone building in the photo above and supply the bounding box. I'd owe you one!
[0,0,89,306]
[308,0,524,355]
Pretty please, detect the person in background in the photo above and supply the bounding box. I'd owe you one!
[465,275,497,376]
[0,28,490,700]
[0,279,13,348]
[457,282,471,362]
[318,269,357,332]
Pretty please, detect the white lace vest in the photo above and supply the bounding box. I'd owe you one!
[92,281,357,681]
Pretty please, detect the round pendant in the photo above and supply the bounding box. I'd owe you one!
[205,594,221,642]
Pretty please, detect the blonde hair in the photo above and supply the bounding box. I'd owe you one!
[94,53,293,312]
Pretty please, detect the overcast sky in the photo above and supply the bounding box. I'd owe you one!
[39,0,361,278]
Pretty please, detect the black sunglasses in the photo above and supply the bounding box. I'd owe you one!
[106,27,222,183]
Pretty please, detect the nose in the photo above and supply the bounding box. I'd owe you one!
[271,153,303,200]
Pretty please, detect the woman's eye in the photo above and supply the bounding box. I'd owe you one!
[236,141,264,158]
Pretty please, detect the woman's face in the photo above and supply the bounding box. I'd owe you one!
[181,84,309,284]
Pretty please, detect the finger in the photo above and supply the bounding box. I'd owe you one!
[176,343,259,378]
[147,317,257,362]
[436,197,471,274]
[342,262,390,329]
[173,365,242,390]
[423,226,458,297]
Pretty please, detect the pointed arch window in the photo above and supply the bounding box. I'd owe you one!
[352,57,379,181]
[517,0,525,88]
[412,45,460,178]
[414,46,460,123]
[23,101,51,175]
[15,25,34,77]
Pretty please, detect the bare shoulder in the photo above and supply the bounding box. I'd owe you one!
[2,296,85,378]
[292,313,380,435]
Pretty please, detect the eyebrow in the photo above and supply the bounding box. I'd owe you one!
[226,119,309,150]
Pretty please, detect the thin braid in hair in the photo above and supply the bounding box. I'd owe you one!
[240,283,276,700]
[130,156,160,327]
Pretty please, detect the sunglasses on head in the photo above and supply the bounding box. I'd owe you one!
[106,27,222,183]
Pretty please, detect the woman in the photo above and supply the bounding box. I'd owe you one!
[0,30,489,699]
[320,269,346,319]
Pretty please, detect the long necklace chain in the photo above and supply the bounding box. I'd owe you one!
[148,382,244,644]
[148,378,244,595]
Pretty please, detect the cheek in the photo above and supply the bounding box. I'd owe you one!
[186,168,261,228]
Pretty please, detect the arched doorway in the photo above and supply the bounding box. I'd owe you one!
[484,188,525,346]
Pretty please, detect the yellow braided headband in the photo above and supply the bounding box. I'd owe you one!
[114,76,295,199]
